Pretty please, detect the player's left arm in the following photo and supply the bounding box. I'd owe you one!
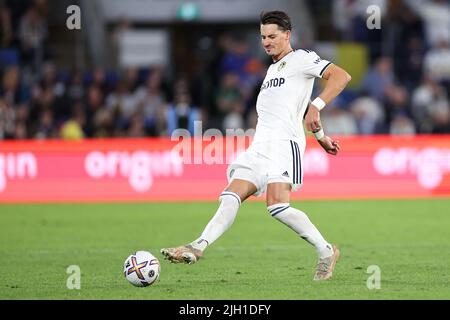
[304,64,351,156]
[317,64,352,110]
[304,63,352,132]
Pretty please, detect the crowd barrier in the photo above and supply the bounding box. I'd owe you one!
[1,135,449,203]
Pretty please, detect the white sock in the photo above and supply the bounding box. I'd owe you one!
[268,203,333,259]
[190,191,241,251]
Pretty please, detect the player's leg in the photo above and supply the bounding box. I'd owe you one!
[266,182,340,280]
[160,178,257,264]
[189,179,256,249]
[266,183,333,257]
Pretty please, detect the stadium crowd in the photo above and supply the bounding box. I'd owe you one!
[0,0,449,140]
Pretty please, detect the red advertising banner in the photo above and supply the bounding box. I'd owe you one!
[0,135,450,203]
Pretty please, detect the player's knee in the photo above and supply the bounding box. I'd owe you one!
[266,195,287,207]
[219,191,242,207]
[267,203,290,217]
[266,185,290,207]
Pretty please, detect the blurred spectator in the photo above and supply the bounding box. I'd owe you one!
[430,103,450,133]
[246,109,258,130]
[90,67,110,97]
[106,80,136,132]
[134,68,166,136]
[220,37,250,82]
[350,92,385,134]
[1,65,22,106]
[60,101,85,140]
[123,67,139,92]
[209,34,233,88]
[390,114,417,135]
[18,4,47,68]
[405,0,450,47]
[40,61,65,97]
[387,1,425,89]
[34,107,54,139]
[93,108,114,138]
[411,76,449,132]
[166,91,201,136]
[362,56,395,102]
[215,72,242,123]
[34,0,49,19]
[333,0,358,41]
[0,98,15,139]
[396,36,426,90]
[14,121,27,139]
[222,99,245,131]
[219,36,263,90]
[28,85,55,136]
[0,5,14,48]
[66,69,84,101]
[423,40,450,85]
[127,113,146,137]
[84,85,105,137]
[321,105,358,136]
[14,103,28,138]
[384,85,413,128]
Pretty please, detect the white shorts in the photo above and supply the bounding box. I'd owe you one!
[227,140,304,196]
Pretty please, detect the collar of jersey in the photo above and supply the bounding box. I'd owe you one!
[272,49,295,64]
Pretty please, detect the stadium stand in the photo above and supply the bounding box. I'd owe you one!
[0,0,449,140]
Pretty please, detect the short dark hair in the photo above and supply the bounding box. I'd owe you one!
[260,10,292,31]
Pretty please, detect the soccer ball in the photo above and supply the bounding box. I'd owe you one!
[123,251,160,287]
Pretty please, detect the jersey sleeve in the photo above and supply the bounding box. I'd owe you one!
[299,50,332,78]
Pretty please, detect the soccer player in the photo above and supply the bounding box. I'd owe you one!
[161,10,351,281]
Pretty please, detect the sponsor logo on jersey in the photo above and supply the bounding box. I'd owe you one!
[260,77,285,91]
[278,61,287,71]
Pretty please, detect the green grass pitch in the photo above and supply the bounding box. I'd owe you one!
[1,199,450,299]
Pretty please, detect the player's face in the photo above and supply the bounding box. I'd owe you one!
[260,24,290,57]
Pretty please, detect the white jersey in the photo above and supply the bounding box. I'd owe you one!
[253,49,332,147]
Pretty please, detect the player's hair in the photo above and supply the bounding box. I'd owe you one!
[260,10,292,31]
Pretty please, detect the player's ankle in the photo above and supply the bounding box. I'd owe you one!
[318,244,334,259]
[190,238,209,251]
